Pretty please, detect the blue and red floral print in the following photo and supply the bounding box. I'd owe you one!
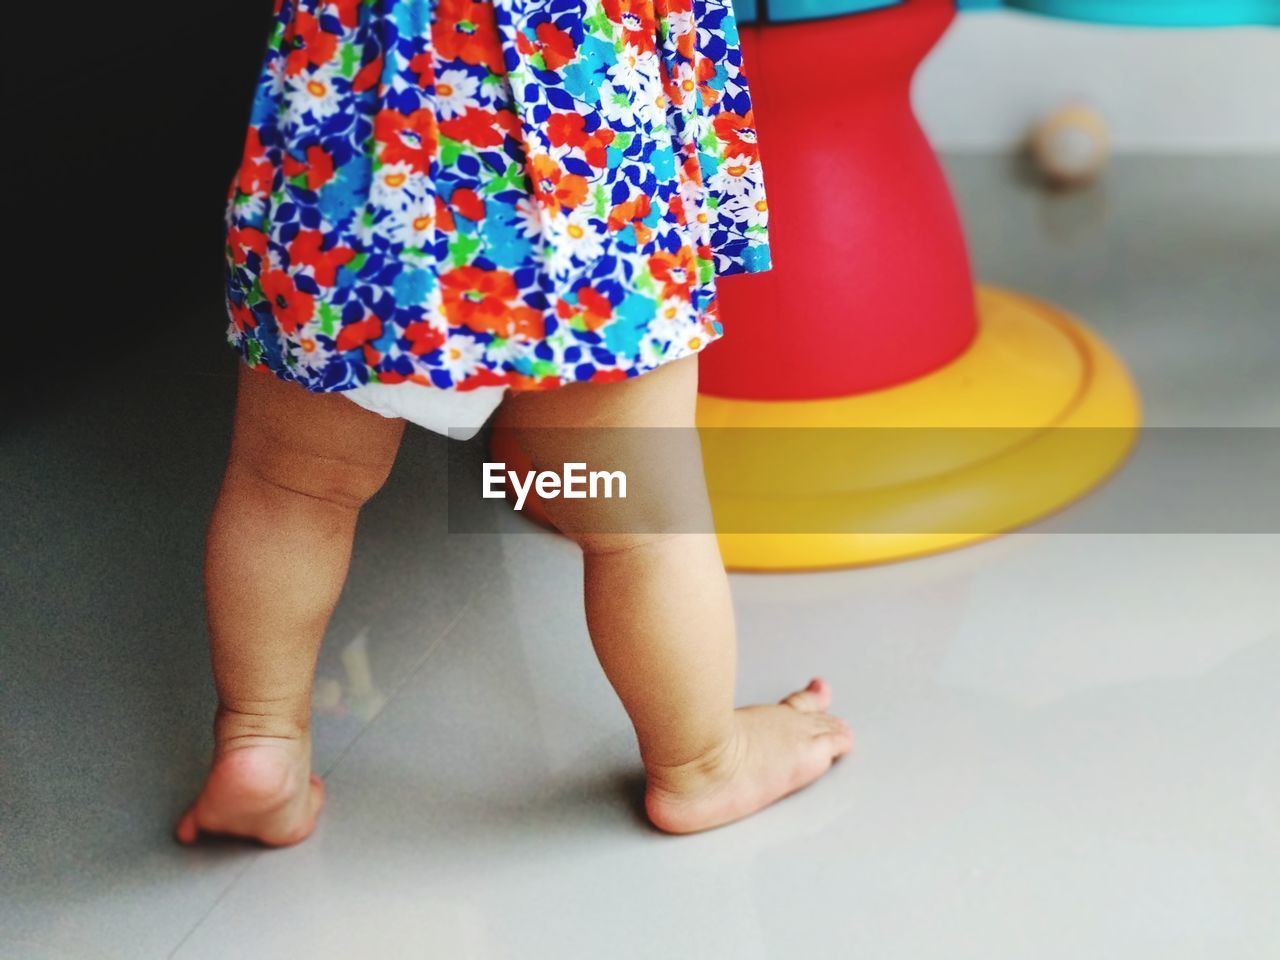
[225,0,771,393]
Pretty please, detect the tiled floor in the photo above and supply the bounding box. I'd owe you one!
[2,155,1278,959]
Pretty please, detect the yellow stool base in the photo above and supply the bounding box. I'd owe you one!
[699,286,1143,571]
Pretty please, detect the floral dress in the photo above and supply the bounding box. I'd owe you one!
[225,0,771,394]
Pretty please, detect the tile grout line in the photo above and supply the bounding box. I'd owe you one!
[165,855,260,960]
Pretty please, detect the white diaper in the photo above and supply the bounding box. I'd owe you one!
[342,381,507,440]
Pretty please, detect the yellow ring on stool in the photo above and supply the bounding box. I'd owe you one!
[704,286,1142,571]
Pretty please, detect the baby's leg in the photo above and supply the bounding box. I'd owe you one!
[177,367,404,846]
[502,357,852,833]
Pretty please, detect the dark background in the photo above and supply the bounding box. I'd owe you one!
[5,3,274,390]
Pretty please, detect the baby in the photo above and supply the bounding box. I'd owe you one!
[178,0,850,846]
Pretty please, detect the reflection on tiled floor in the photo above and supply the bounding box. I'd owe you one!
[3,156,1278,959]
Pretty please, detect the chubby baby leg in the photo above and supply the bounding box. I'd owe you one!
[500,356,852,833]
[177,367,404,846]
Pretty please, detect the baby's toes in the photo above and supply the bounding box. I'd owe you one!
[808,713,854,756]
[782,677,832,713]
[175,807,200,846]
[174,746,323,847]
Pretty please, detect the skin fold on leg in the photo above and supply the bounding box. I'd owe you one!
[178,366,404,847]
[180,357,851,845]
[501,356,854,834]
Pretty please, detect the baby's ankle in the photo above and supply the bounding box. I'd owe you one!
[214,700,310,751]
[643,721,745,799]
[179,703,323,846]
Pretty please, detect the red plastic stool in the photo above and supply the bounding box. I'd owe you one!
[697,0,1140,569]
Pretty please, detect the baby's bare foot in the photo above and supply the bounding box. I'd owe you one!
[176,712,323,847]
[644,678,853,834]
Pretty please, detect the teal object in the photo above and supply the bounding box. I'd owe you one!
[733,0,1278,27]
[733,0,901,25]
[954,0,1280,26]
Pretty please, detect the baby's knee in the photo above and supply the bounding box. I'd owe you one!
[233,442,394,510]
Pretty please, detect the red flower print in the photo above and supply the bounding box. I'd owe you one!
[226,0,769,392]
[508,373,561,391]
[655,0,696,57]
[714,112,760,162]
[227,225,268,266]
[230,300,258,334]
[508,306,546,341]
[696,58,720,108]
[607,195,654,245]
[535,22,577,70]
[557,288,610,331]
[680,153,703,185]
[547,114,612,168]
[408,52,435,88]
[589,369,628,384]
[236,128,273,196]
[458,367,514,390]
[304,145,336,189]
[335,314,382,354]
[582,129,614,169]
[528,155,589,212]
[440,266,519,332]
[647,247,696,300]
[547,112,589,149]
[283,145,336,190]
[669,193,686,225]
[469,303,548,340]
[288,230,355,287]
[375,108,438,173]
[607,194,651,230]
[433,0,506,75]
[450,188,486,222]
[439,107,520,148]
[404,321,446,356]
[576,286,614,330]
[261,269,315,335]
[284,13,339,76]
[328,0,363,28]
[602,0,658,54]
[435,195,457,234]
[661,71,681,108]
[353,56,384,93]
[655,0,694,15]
